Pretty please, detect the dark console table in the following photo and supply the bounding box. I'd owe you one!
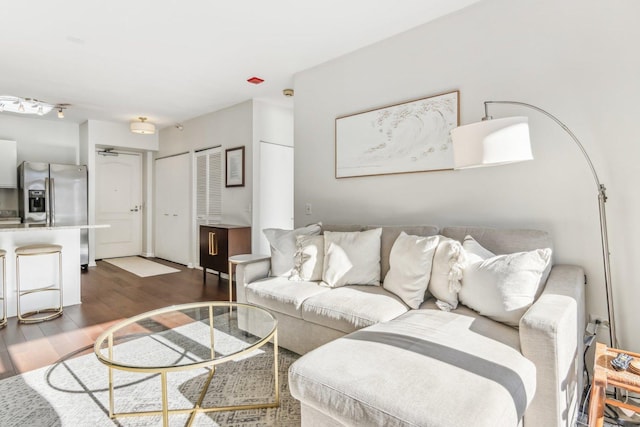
[199,224,251,284]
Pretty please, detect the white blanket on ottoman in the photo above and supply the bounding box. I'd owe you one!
[289,305,536,427]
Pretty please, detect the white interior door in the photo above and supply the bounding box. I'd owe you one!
[155,153,191,265]
[95,151,143,259]
[258,141,294,254]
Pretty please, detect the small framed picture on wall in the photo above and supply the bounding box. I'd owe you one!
[225,146,245,187]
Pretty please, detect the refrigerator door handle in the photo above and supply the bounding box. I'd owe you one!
[45,177,51,226]
[50,177,56,226]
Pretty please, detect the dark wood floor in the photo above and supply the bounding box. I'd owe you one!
[0,258,229,379]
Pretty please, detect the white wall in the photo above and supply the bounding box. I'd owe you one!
[88,120,159,151]
[158,100,254,225]
[294,0,640,351]
[0,115,79,165]
[158,100,254,266]
[0,115,80,212]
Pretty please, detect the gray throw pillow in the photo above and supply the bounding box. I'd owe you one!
[263,222,322,277]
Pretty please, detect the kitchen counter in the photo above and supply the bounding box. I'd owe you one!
[0,223,109,232]
[0,224,110,318]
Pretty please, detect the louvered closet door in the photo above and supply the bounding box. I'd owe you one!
[195,147,223,267]
[155,153,191,265]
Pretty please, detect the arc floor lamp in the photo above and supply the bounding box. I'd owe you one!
[450,101,617,349]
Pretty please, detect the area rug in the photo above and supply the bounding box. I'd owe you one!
[0,318,301,426]
[103,256,180,277]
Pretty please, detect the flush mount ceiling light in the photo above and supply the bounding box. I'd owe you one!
[130,117,156,134]
[0,95,54,116]
[282,88,294,97]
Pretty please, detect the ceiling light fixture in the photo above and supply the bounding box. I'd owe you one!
[0,96,54,116]
[283,89,294,97]
[130,117,156,135]
[55,103,70,119]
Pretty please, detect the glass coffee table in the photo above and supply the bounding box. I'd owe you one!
[94,302,278,427]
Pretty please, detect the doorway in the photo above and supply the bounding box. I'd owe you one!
[95,150,143,259]
[257,141,294,254]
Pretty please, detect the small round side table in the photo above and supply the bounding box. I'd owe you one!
[227,254,270,302]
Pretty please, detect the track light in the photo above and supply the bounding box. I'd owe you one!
[57,108,64,119]
[0,96,56,116]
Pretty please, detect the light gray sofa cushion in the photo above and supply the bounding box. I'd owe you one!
[289,304,536,427]
[263,222,322,276]
[323,228,382,287]
[245,276,329,318]
[324,224,439,280]
[301,285,409,333]
[442,226,553,254]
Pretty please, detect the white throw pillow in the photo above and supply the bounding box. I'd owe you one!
[322,228,382,288]
[263,223,322,277]
[290,235,324,282]
[383,232,439,309]
[428,237,466,311]
[458,236,552,327]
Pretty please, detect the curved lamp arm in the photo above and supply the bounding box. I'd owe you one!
[483,101,616,348]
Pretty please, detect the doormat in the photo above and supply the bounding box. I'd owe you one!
[103,256,180,277]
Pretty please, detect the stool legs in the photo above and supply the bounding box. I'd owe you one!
[16,249,63,324]
[0,253,6,328]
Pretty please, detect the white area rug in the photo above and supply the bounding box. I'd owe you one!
[103,256,180,277]
[0,319,300,426]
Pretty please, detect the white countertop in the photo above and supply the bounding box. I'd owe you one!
[0,224,110,233]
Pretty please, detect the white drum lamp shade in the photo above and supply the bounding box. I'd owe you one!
[130,117,156,135]
[451,116,533,169]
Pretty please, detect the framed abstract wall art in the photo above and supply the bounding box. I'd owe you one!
[225,146,245,187]
[335,90,459,178]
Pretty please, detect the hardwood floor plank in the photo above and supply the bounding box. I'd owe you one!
[0,258,229,377]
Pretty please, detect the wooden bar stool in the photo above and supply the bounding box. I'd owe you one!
[0,249,6,328]
[15,244,63,323]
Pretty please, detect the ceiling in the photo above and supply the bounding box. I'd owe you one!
[0,0,482,130]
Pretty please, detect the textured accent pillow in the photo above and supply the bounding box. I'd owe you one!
[458,236,552,327]
[263,222,322,277]
[383,232,439,309]
[428,237,466,311]
[290,235,324,281]
[322,228,382,288]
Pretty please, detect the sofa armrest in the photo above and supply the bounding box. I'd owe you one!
[519,264,586,427]
[234,258,271,304]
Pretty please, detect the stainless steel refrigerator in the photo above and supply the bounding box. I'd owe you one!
[18,162,89,268]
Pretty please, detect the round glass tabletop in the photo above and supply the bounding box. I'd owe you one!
[94,302,277,372]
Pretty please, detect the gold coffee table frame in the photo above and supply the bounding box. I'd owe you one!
[94,302,279,427]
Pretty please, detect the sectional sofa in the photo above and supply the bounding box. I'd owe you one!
[234,224,585,426]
